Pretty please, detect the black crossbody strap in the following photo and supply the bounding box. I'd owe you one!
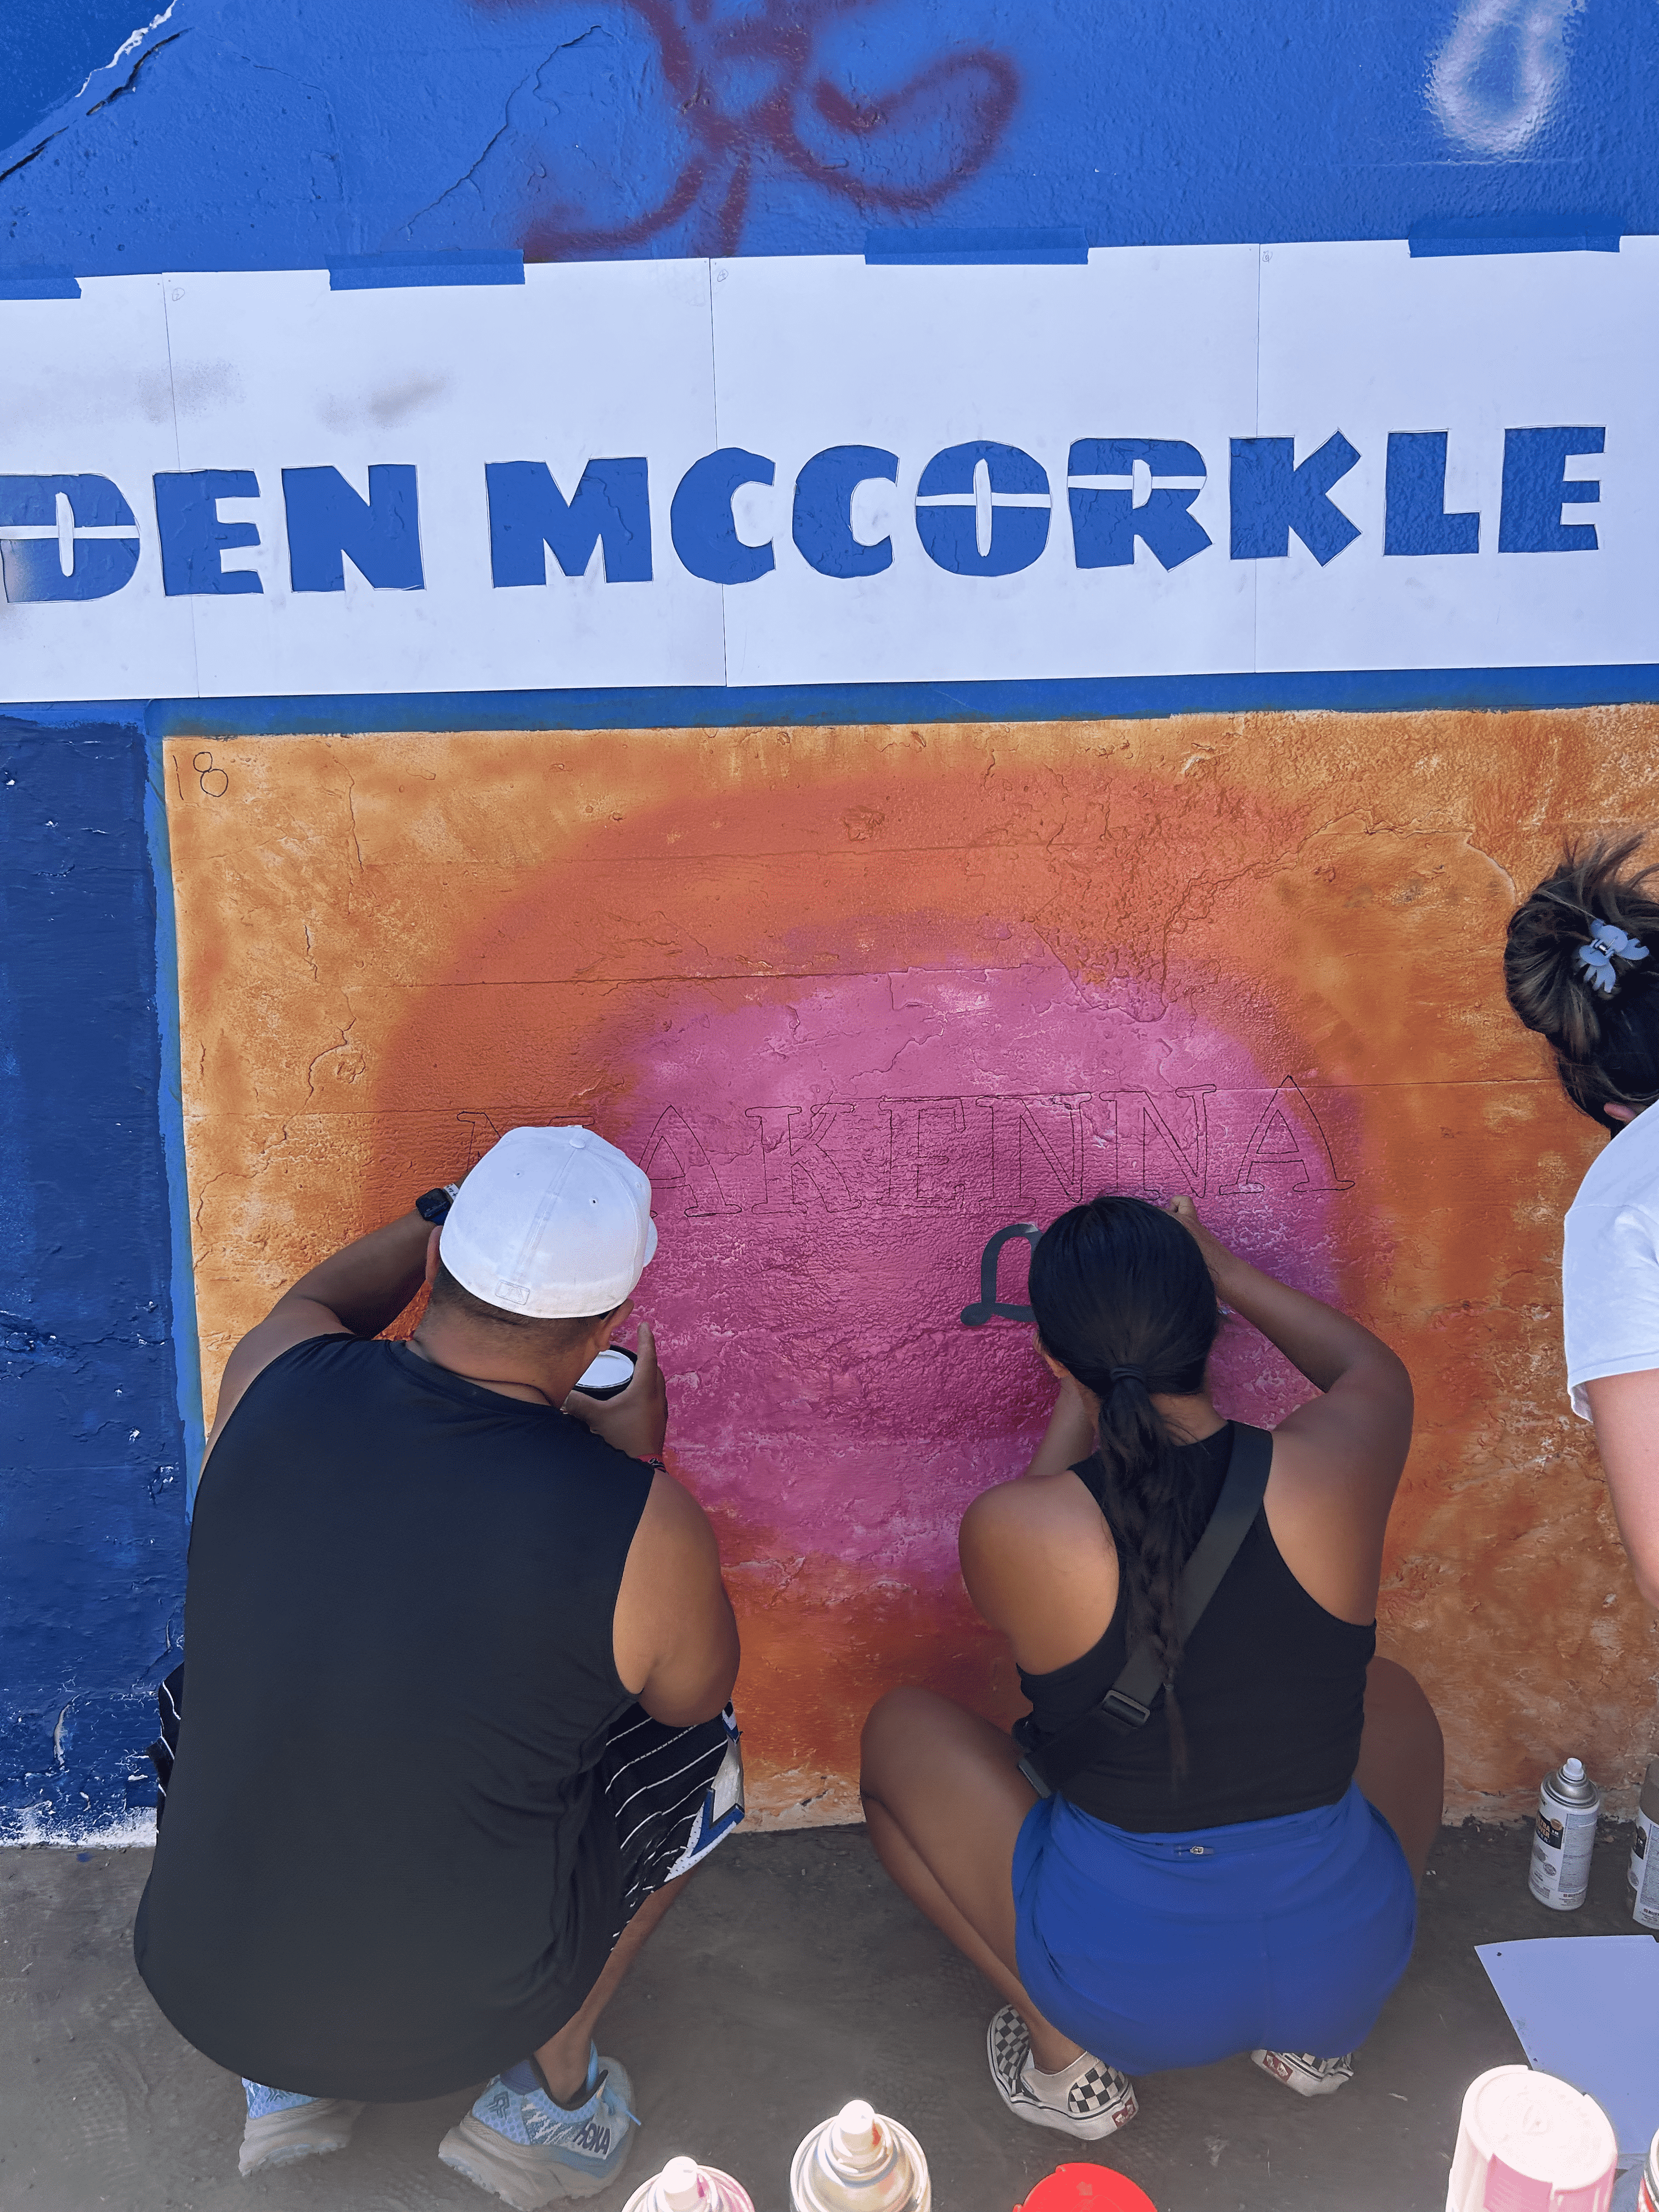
[1016,1423,1273,1799]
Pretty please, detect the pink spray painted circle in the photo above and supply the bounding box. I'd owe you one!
[559,960,1356,1584]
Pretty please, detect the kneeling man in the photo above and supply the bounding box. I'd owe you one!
[135,1127,741,2205]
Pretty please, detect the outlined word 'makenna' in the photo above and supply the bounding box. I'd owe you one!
[0,430,1607,602]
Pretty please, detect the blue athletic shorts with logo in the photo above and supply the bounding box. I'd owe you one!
[1013,1779,1416,2074]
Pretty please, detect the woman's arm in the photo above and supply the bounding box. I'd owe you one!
[1018,1368,1099,1482]
[1582,1371,1659,1612]
[1166,1196,1412,1622]
[1167,1195,1412,1473]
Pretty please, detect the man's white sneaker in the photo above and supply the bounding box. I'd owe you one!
[986,2005,1138,2140]
[238,2081,365,2175]
[1251,2047,1355,2096]
[438,2046,638,2208]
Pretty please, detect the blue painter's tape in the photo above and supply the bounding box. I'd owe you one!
[73,664,1659,741]
[0,269,82,298]
[143,736,206,1512]
[1408,217,1622,257]
[865,227,1088,266]
[328,249,525,290]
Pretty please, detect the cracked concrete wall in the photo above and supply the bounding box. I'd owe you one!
[2,0,1654,277]
[162,713,1659,1825]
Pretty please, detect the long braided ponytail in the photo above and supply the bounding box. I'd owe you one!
[1028,1195,1223,1781]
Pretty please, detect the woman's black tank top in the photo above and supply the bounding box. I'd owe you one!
[133,1335,654,2101]
[1017,1423,1375,1833]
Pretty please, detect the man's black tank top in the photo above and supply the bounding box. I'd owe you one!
[133,1335,654,2101]
[1017,1423,1375,1832]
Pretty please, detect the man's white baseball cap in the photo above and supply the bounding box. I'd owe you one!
[440,1126,657,1318]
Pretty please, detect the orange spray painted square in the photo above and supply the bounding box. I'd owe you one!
[164,712,1659,1824]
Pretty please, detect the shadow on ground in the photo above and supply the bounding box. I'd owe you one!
[0,1820,1645,2211]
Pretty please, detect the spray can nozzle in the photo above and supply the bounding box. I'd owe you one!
[790,2097,930,2212]
[623,2153,755,2212]
[662,2158,707,2211]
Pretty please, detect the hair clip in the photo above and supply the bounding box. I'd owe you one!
[1577,919,1650,997]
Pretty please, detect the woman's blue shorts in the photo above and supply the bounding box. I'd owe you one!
[1012,1780,1417,2075]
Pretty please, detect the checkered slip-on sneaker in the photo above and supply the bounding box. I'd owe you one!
[238,2081,365,2175]
[986,2005,1138,2140]
[1251,2048,1355,2097]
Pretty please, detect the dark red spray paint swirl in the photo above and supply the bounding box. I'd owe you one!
[472,0,1019,259]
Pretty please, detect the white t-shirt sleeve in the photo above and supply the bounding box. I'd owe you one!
[1563,1197,1659,1418]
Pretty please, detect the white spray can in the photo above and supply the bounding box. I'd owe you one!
[1638,2125,1659,2212]
[1528,1756,1602,1910]
[1628,1758,1659,1931]
[790,2099,930,2212]
[623,2154,755,2212]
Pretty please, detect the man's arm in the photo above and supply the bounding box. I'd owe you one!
[1582,1370,1659,1611]
[612,1471,741,1727]
[205,1212,435,1456]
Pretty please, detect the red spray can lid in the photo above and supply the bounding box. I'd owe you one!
[1012,2165,1159,2212]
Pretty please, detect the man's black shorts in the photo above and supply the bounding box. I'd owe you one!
[149,1670,744,1951]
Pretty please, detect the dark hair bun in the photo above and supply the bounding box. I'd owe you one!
[1504,833,1659,1122]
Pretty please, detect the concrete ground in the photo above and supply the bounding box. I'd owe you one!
[0,1819,1649,2212]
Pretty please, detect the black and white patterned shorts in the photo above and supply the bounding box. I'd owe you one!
[149,1671,744,1945]
[599,1701,745,1940]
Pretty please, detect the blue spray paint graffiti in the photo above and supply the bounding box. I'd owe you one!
[0,0,1651,279]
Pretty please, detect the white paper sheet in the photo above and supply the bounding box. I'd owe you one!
[1476,1936,1659,2158]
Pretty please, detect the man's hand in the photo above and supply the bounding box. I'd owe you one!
[563,1321,669,1461]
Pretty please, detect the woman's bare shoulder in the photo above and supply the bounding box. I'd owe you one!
[962,1466,1103,1543]
[960,1470,1114,1598]
[960,1469,1119,1664]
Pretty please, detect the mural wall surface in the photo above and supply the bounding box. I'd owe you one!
[165,712,1659,1822]
[6,0,1659,1840]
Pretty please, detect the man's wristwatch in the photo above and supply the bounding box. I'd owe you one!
[415,1183,461,1226]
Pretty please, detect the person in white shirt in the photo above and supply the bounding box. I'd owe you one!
[1504,834,1659,1610]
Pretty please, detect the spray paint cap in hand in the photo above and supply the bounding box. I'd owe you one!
[790,2100,930,2212]
[623,2154,755,2212]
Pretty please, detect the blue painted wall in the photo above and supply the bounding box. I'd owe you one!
[2,0,1655,1833]
[1,0,1653,276]
[1,714,187,1837]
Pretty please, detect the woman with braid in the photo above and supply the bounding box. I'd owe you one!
[860,1195,1439,2140]
[1504,834,1659,1611]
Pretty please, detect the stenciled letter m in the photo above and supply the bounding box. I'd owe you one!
[486,459,652,584]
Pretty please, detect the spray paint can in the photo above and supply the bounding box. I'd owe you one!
[1528,1757,1602,1911]
[1445,2066,1617,2212]
[623,2154,754,2212]
[1627,1758,1659,1930]
[572,1345,637,1401]
[790,2100,930,2212]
